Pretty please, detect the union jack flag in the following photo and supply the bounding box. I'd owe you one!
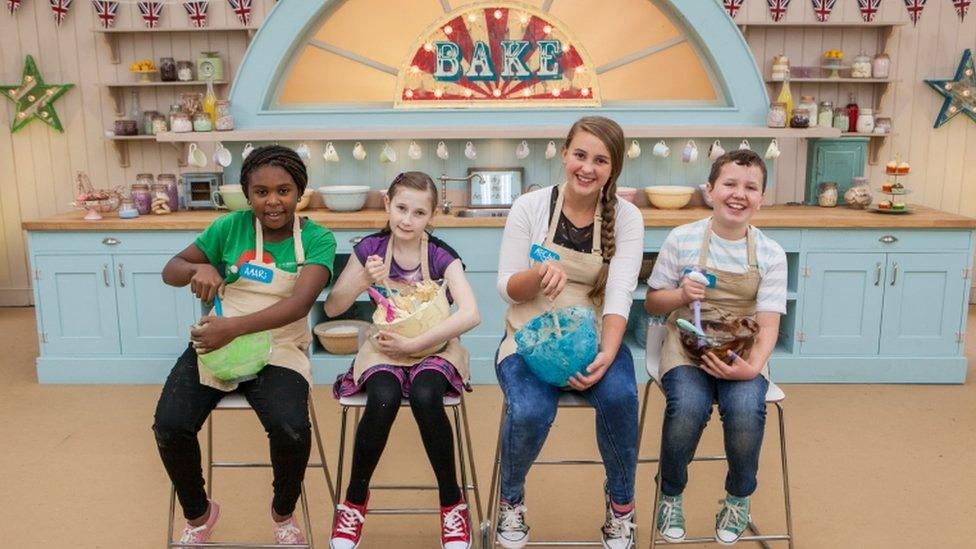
[953,0,971,21]
[137,1,162,29]
[183,1,208,28]
[767,0,792,22]
[903,0,927,26]
[857,0,882,22]
[91,0,117,29]
[50,0,72,26]
[723,0,745,19]
[7,0,22,15]
[811,0,837,22]
[227,0,251,26]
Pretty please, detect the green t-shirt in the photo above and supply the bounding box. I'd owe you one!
[194,210,336,285]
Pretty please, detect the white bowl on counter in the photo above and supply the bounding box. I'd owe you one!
[317,185,370,212]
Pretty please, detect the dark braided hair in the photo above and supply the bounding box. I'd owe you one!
[238,145,308,198]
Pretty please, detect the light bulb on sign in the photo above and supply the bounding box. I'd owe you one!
[443,26,453,35]
[410,65,419,74]
[519,14,528,24]
[523,88,531,97]
[467,13,477,22]
[492,89,502,97]
[543,25,552,34]
[464,89,473,98]
[434,88,444,98]
[561,44,570,53]
[494,9,502,19]
[551,88,561,97]
[423,42,434,52]
[581,87,590,97]
[405,89,414,98]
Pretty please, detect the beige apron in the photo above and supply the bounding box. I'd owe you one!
[497,184,606,365]
[198,217,313,392]
[351,232,470,384]
[659,220,767,379]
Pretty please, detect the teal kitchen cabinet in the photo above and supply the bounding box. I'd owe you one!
[799,253,885,355]
[116,254,199,355]
[805,138,867,205]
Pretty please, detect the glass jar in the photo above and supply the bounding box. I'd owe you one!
[766,102,787,128]
[214,100,234,131]
[142,110,160,136]
[770,53,790,81]
[798,95,818,127]
[192,112,213,132]
[151,114,168,135]
[832,108,850,131]
[845,93,859,133]
[171,112,192,133]
[790,107,811,129]
[159,57,177,82]
[127,91,142,134]
[856,108,875,134]
[176,60,195,82]
[158,173,179,211]
[180,92,203,115]
[818,182,838,208]
[874,116,892,134]
[151,183,172,215]
[168,103,182,127]
[851,52,872,78]
[118,197,139,219]
[818,100,834,128]
[131,179,152,215]
[872,53,891,79]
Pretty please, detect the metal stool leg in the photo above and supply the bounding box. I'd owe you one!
[483,402,506,548]
[459,396,484,526]
[309,397,337,505]
[776,403,794,549]
[335,405,351,505]
[206,416,214,498]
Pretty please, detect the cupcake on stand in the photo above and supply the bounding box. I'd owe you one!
[875,155,911,214]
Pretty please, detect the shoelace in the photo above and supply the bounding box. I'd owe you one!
[334,504,366,537]
[275,521,302,542]
[442,504,469,539]
[658,499,682,531]
[180,523,208,543]
[603,512,636,539]
[716,499,748,531]
[499,503,528,531]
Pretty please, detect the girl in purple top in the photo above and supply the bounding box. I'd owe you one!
[325,172,481,549]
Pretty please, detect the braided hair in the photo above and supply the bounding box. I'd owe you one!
[562,116,625,304]
[238,145,308,198]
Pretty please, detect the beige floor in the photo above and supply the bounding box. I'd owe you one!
[1,307,975,548]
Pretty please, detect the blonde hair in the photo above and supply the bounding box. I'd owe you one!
[562,116,625,303]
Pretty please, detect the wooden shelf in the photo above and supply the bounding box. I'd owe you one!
[156,125,842,142]
[842,132,893,138]
[100,81,228,116]
[94,26,258,64]
[104,135,188,168]
[766,78,897,84]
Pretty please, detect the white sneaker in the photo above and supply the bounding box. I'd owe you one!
[495,501,529,549]
[601,506,636,549]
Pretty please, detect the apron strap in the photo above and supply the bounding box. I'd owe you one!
[746,225,757,267]
[293,217,306,265]
[545,184,604,256]
[698,219,713,268]
[254,217,264,262]
[254,216,305,267]
[381,233,432,282]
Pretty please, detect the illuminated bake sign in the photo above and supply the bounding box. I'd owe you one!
[395,4,599,108]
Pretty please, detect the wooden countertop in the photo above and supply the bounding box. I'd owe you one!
[22,205,976,231]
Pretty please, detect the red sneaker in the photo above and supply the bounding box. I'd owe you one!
[440,501,471,549]
[330,499,367,549]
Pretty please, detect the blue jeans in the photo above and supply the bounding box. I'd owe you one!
[659,365,768,498]
[496,344,638,505]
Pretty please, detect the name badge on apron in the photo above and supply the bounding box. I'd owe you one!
[238,263,274,284]
[530,243,561,263]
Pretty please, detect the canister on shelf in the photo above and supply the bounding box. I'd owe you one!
[790,107,811,129]
[798,95,818,127]
[118,197,139,219]
[818,101,834,128]
[856,108,875,134]
[151,183,172,215]
[214,100,234,131]
[192,112,213,132]
[176,60,194,82]
[767,102,787,128]
[872,53,891,79]
[832,108,849,132]
[851,52,872,78]
[818,182,838,207]
[770,53,790,81]
[131,177,153,215]
[151,114,168,135]
[159,57,177,82]
[142,110,160,136]
[171,112,192,133]
[874,116,892,134]
[158,173,179,211]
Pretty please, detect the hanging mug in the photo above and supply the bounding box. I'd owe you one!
[464,141,477,160]
[436,141,449,160]
[544,140,557,160]
[708,139,726,161]
[515,140,530,160]
[627,139,642,159]
[241,142,255,160]
[352,142,367,161]
[681,140,699,163]
[764,138,781,160]
[738,139,752,151]
[407,140,423,160]
[652,140,670,158]
[323,141,339,162]
[294,142,311,161]
[380,142,397,163]
[212,142,232,168]
[187,143,207,168]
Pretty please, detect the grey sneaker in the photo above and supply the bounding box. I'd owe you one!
[655,494,685,543]
[601,499,636,549]
[495,500,529,549]
[715,495,751,545]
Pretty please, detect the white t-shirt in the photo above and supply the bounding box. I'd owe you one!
[647,217,787,314]
[497,185,644,320]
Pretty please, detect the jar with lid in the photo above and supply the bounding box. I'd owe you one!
[192,112,213,132]
[851,52,872,78]
[151,183,172,215]
[118,197,139,219]
[767,102,787,128]
[176,60,194,82]
[790,107,811,129]
[131,177,153,215]
[832,108,850,131]
[159,57,177,82]
[818,182,838,207]
[142,110,160,136]
[158,173,179,211]
[214,100,234,131]
[151,114,168,135]
[872,53,891,79]
[171,112,192,133]
[168,104,183,126]
[874,116,892,134]
[798,95,818,127]
[856,108,875,134]
[818,100,834,127]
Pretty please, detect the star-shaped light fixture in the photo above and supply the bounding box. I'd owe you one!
[0,55,74,133]
[924,49,976,129]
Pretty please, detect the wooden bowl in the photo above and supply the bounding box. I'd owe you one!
[313,320,369,355]
[678,317,759,363]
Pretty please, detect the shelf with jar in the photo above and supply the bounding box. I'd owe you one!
[100,81,228,117]
[93,26,259,64]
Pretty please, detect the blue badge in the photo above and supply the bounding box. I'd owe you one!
[681,267,716,288]
[239,263,274,284]
[530,243,561,263]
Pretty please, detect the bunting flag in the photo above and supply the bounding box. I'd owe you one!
[49,0,71,26]
[952,0,971,21]
[7,0,22,15]
[90,0,117,28]
[137,1,162,28]
[904,0,927,25]
[857,0,882,22]
[183,0,208,28]
[723,0,745,18]
[227,0,250,26]
[767,0,792,22]
[811,0,837,22]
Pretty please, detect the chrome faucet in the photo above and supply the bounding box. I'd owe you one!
[438,173,484,214]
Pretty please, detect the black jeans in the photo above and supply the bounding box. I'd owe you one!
[153,345,311,520]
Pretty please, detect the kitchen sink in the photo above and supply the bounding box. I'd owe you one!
[453,208,510,218]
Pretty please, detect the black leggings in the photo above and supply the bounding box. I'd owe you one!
[344,370,461,507]
[153,345,311,520]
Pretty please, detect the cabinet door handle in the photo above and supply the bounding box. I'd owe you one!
[103,264,110,287]
[875,263,882,286]
[890,262,898,286]
[117,264,125,287]
[879,235,898,244]
[102,237,121,246]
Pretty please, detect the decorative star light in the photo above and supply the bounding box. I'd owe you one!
[924,49,976,129]
[0,55,74,133]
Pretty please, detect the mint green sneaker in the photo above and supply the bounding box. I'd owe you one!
[655,494,685,543]
[715,495,751,545]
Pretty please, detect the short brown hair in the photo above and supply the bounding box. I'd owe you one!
[382,171,439,234]
[707,149,768,192]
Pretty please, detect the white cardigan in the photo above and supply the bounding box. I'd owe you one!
[496,185,644,320]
